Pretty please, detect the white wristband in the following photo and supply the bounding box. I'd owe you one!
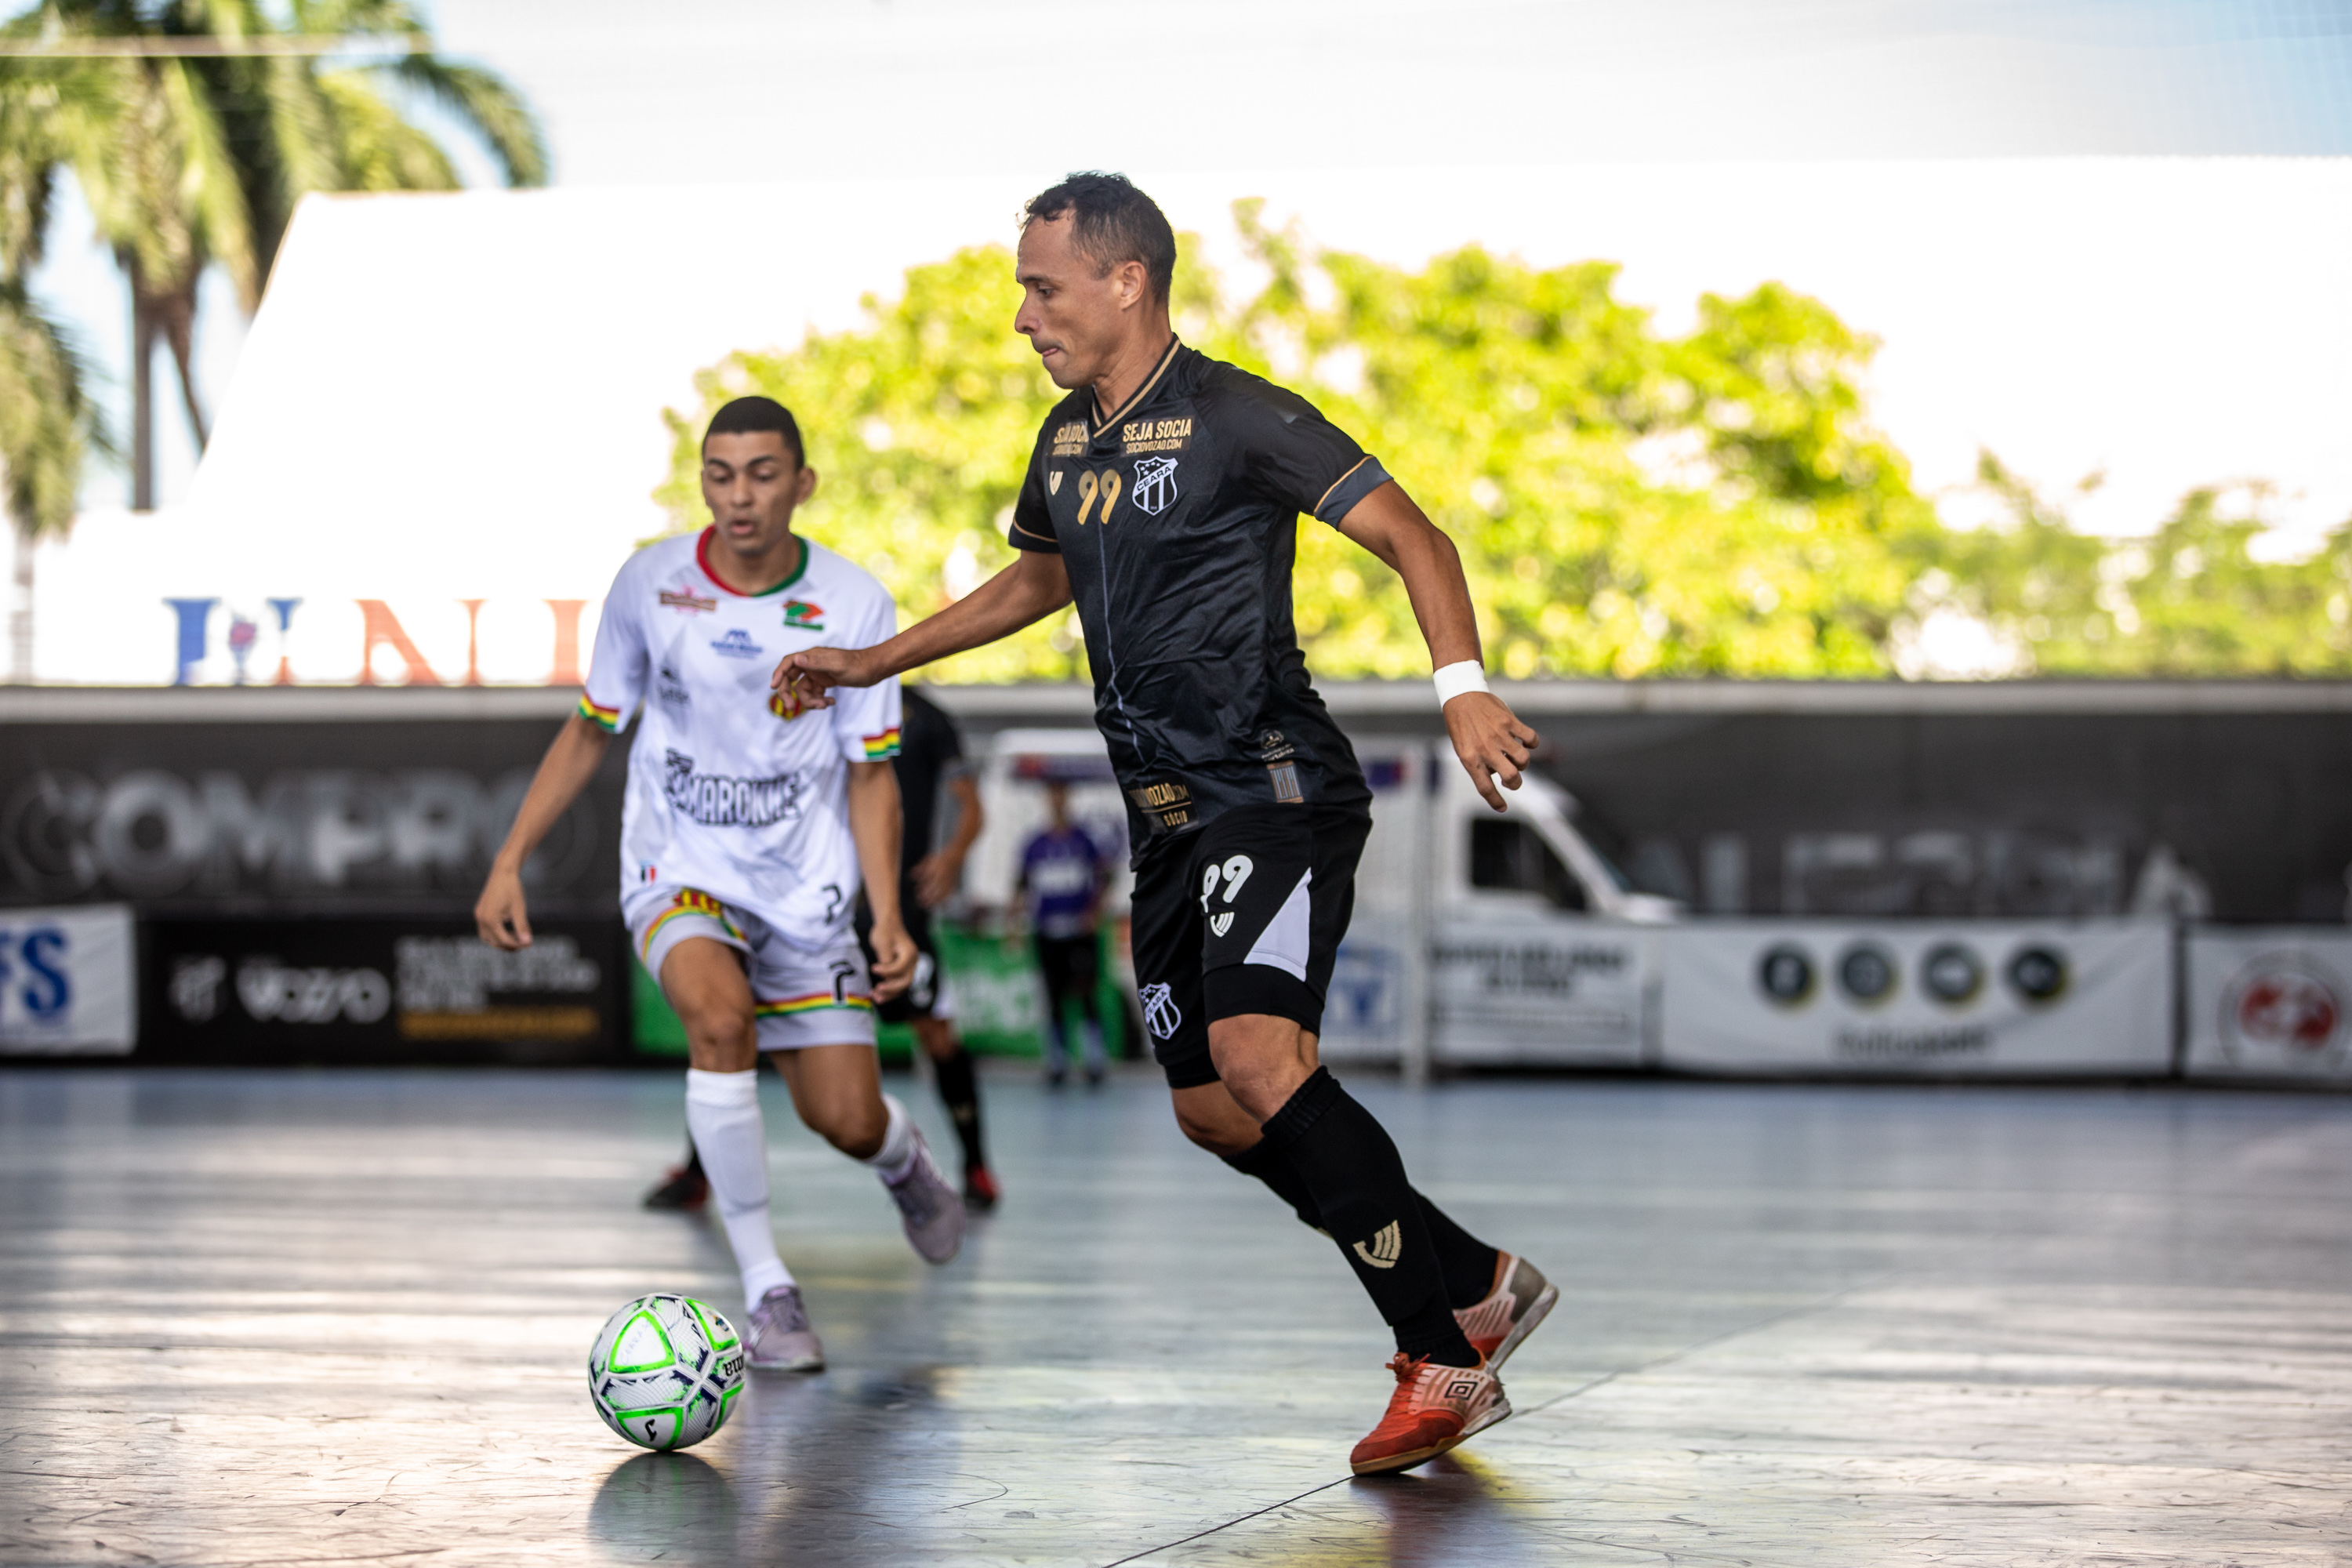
[1433,660,1489,706]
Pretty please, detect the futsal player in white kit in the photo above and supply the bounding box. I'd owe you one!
[477,396,967,1373]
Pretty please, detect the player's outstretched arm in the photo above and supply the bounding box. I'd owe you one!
[845,761,919,1002]
[1333,481,1541,813]
[774,550,1072,706]
[476,715,612,949]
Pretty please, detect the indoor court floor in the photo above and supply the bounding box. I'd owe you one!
[4,1066,2349,1566]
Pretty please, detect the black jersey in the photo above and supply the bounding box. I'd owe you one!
[892,687,964,875]
[1007,338,1388,859]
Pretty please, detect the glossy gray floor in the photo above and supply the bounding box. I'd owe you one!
[5,1068,2350,1566]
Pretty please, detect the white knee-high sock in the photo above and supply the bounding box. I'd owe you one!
[863,1093,918,1184]
[684,1069,793,1307]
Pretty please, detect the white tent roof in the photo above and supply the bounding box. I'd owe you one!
[34,161,2352,684]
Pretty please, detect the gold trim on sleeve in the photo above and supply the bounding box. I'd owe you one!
[1312,456,1374,517]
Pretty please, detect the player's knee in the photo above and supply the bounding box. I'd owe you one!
[1171,1097,1256,1158]
[677,1004,757,1071]
[802,1095,886,1160]
[912,1018,957,1060]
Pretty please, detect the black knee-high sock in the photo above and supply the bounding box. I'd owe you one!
[1258,1068,1479,1367]
[1223,1139,1329,1234]
[1223,1142,1501,1309]
[931,1047,986,1170]
[1417,1196,1503,1308]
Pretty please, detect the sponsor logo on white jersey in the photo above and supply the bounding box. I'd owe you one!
[709,628,766,659]
[662,750,803,827]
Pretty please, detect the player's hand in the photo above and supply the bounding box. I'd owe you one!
[866,914,919,1002]
[771,644,878,710]
[911,850,962,910]
[475,863,534,949]
[1445,691,1541,812]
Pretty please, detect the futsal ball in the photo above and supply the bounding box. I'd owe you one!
[588,1293,745,1450]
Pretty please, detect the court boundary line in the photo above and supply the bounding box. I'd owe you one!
[1095,1276,1885,1567]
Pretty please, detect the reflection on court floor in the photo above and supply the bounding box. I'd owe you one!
[3,1069,2348,1565]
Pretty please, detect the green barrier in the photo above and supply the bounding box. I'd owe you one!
[631,960,689,1058]
[632,923,1134,1064]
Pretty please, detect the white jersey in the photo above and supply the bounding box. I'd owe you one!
[579,528,902,951]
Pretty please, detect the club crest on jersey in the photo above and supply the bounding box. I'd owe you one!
[768,688,810,722]
[660,589,717,614]
[1048,470,1062,495]
[709,628,765,659]
[1140,982,1182,1040]
[782,599,825,632]
[1131,456,1179,516]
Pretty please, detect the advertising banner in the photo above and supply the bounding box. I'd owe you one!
[2184,928,2352,1081]
[1660,920,2172,1074]
[0,904,135,1055]
[1429,914,1653,1067]
[2,711,621,916]
[142,917,626,1065]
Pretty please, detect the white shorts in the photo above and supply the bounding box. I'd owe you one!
[626,885,876,1051]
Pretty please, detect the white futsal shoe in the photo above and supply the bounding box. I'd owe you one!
[1456,1252,1558,1372]
[746,1283,825,1372]
[884,1127,965,1265]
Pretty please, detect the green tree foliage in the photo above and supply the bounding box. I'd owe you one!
[0,281,107,535]
[661,206,2349,683]
[0,0,546,505]
[1922,456,2352,675]
[658,245,1081,683]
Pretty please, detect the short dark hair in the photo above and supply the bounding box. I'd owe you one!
[702,396,804,465]
[1022,172,1176,304]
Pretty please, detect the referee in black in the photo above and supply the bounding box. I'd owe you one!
[777,172,1554,1475]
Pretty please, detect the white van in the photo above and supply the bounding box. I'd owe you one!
[965,730,1676,1078]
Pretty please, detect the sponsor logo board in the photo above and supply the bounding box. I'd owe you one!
[1661,920,2171,1073]
[2185,930,2352,1079]
[0,905,135,1055]
[1429,913,1652,1066]
[142,918,623,1063]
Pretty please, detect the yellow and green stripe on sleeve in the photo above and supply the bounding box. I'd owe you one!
[579,695,624,732]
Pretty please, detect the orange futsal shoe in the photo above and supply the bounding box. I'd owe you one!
[1348,1353,1510,1476]
[1455,1253,1557,1372]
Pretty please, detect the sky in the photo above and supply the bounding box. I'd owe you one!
[24,0,2352,524]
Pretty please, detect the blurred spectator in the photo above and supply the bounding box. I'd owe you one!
[1018,779,1114,1086]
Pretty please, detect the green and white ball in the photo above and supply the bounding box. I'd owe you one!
[588,1294,745,1450]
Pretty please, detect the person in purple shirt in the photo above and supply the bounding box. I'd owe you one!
[1018,779,1113,1085]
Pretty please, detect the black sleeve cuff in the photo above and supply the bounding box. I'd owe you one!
[1007,517,1062,554]
[1310,456,1392,524]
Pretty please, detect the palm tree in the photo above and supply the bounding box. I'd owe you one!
[1,0,546,510]
[0,57,110,678]
[1,285,110,680]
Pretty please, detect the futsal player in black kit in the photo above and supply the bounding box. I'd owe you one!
[777,172,1555,1475]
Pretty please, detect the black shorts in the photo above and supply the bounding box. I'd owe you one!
[1127,804,1372,1091]
[1034,932,1101,1014]
[857,900,947,1025]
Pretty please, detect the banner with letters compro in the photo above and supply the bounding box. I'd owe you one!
[1659,920,2172,1075]
[2183,928,2352,1081]
[0,904,136,1055]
